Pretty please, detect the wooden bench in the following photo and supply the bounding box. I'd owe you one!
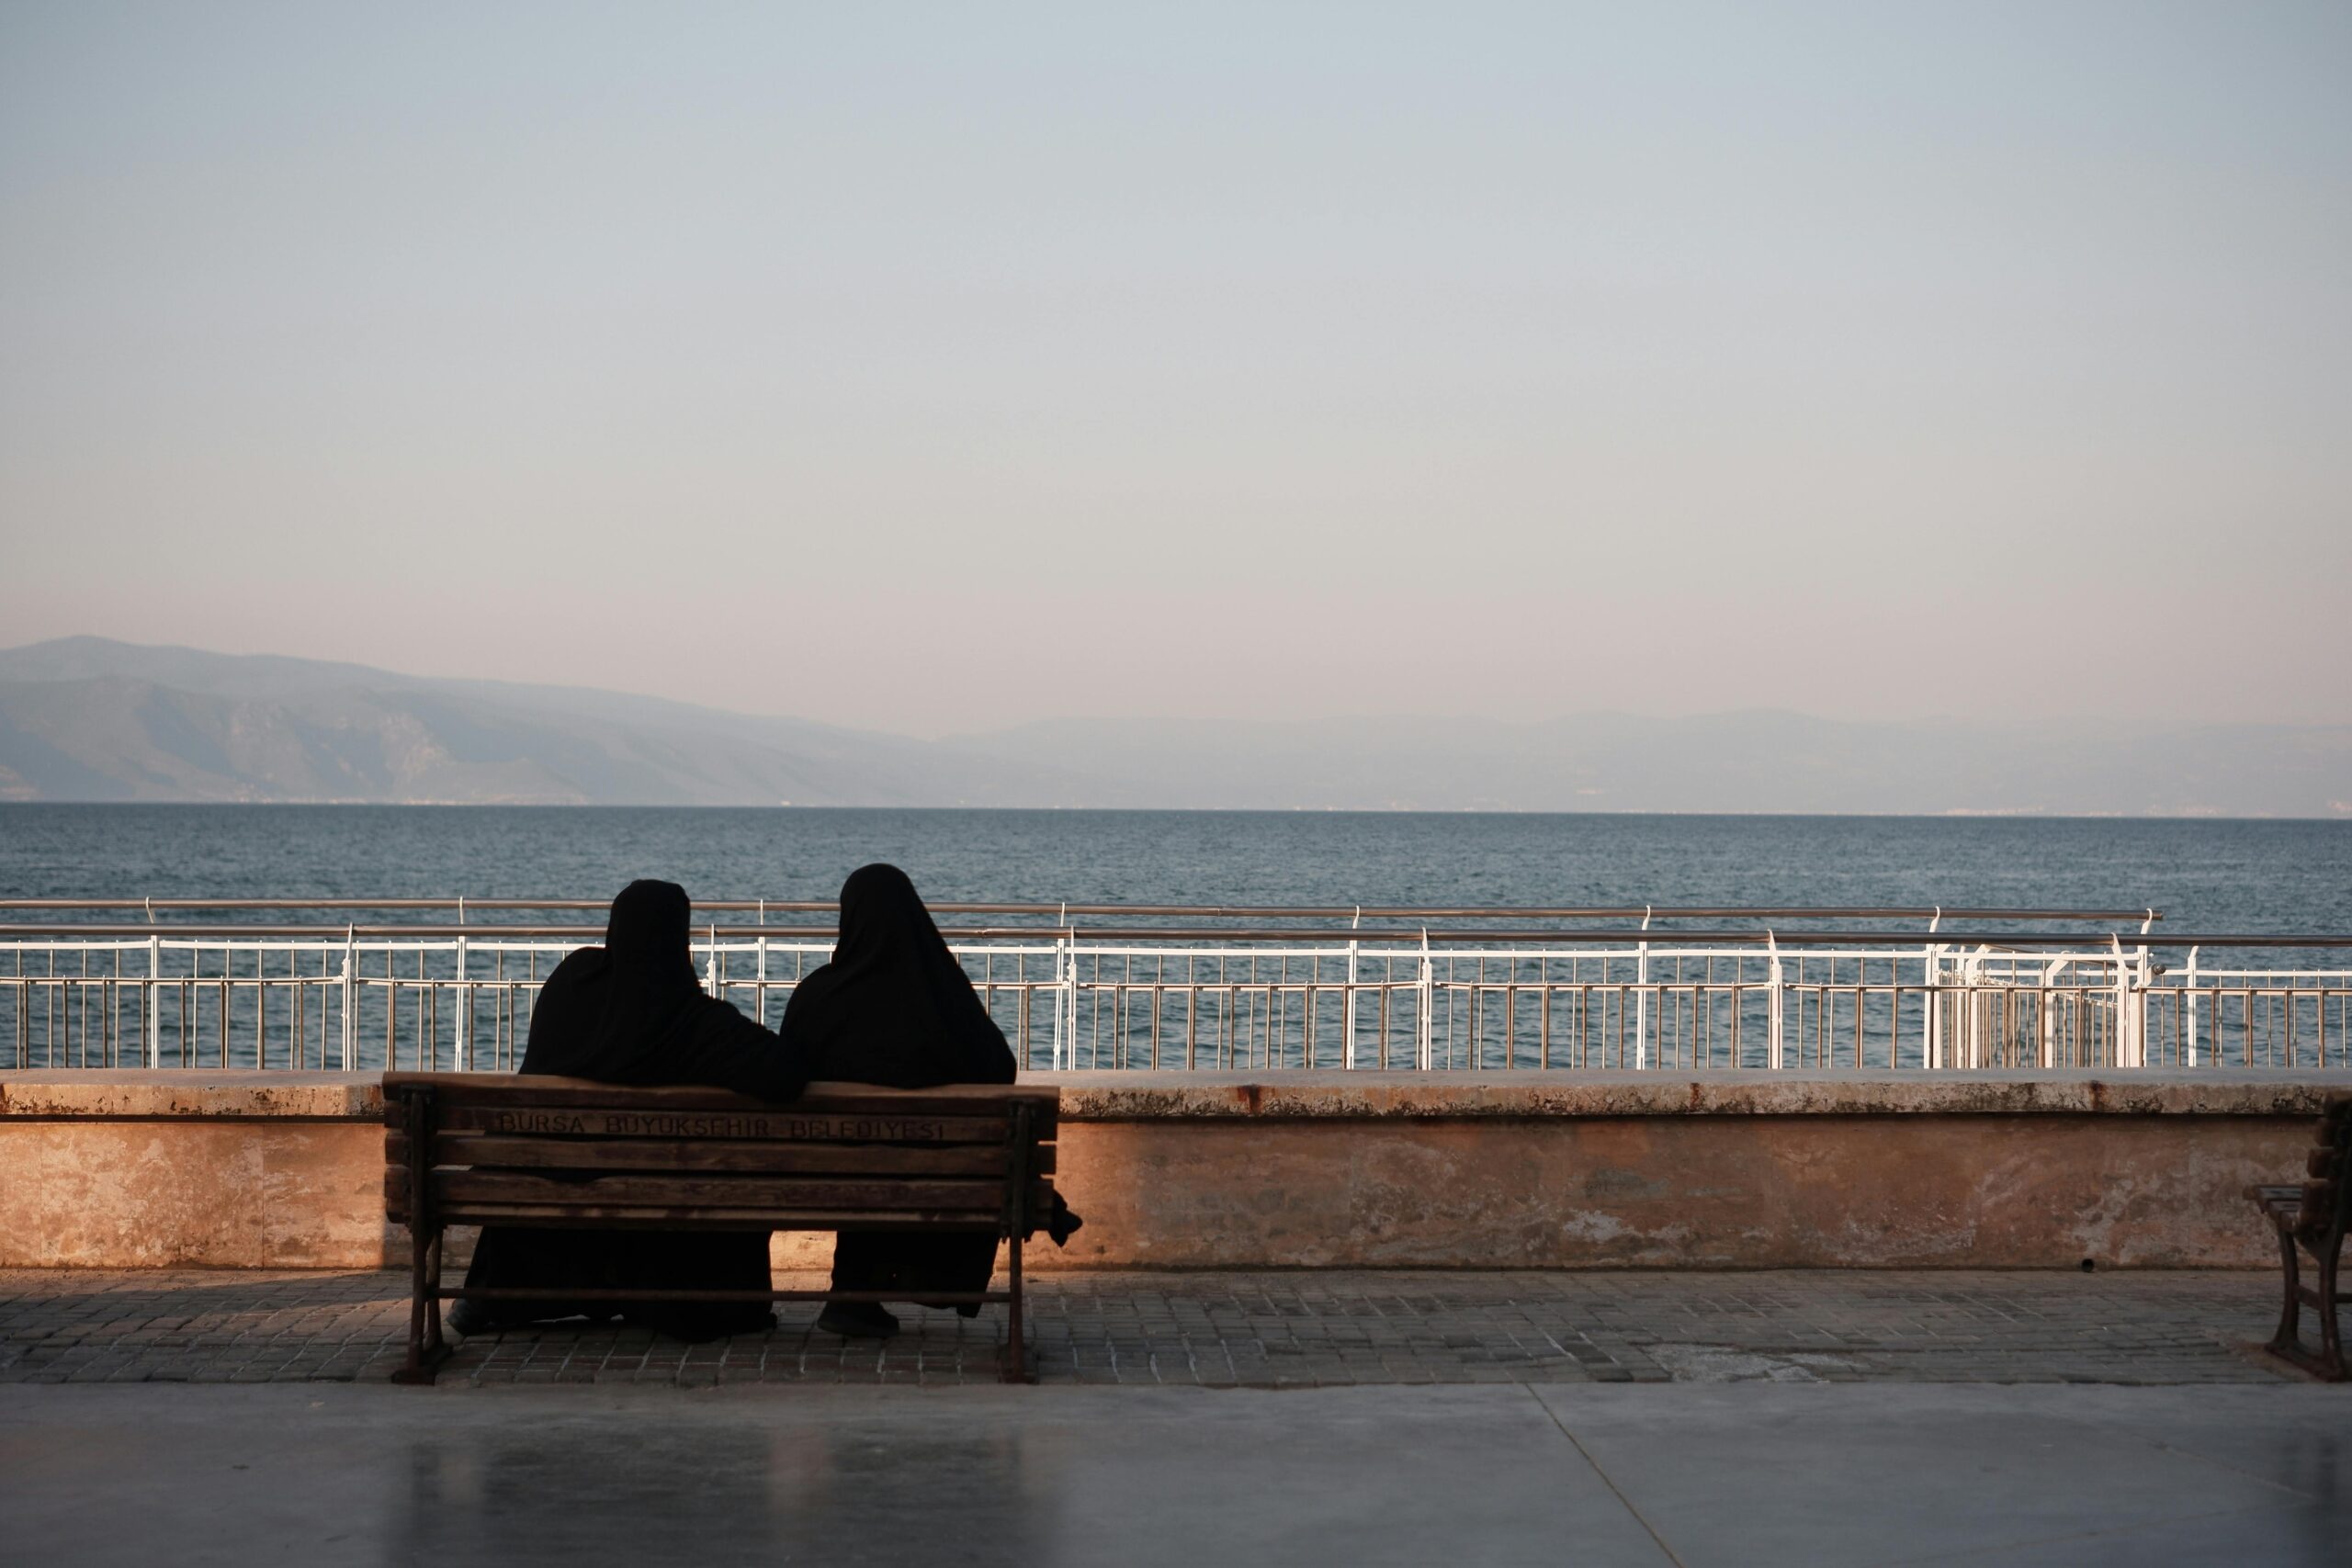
[383,1071,1061,1385]
[2245,1090,2350,1382]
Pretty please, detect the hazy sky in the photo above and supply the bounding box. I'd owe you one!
[3,3,2346,736]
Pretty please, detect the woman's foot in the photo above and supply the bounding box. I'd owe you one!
[818,1301,900,1339]
[444,1298,502,1337]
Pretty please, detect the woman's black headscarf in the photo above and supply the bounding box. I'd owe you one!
[519,878,806,1099]
[782,865,1059,1308]
[785,864,1015,1088]
[465,879,806,1341]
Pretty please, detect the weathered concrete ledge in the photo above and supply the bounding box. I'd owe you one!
[9,1068,2328,1123]
[5,1068,2346,1271]
[1047,1070,2345,1121]
[0,1071,381,1121]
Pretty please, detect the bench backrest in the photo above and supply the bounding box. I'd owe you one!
[384,1072,1058,1236]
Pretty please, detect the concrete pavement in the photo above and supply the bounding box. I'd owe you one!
[4,1381,2345,1566]
[6,1267,2341,1564]
[0,1268,2299,1387]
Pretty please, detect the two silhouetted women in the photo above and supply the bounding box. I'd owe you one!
[455,866,1071,1344]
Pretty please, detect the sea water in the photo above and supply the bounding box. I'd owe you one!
[0,805,2346,931]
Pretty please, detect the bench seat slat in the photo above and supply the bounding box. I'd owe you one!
[421,1168,1047,1213]
[390,1132,1053,1178]
[423,1206,1012,1230]
[382,1071,1057,1125]
[388,1176,1057,1226]
[424,1106,1016,1143]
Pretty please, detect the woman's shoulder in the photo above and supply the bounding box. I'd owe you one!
[689,987,778,1037]
[779,962,836,1015]
[543,945,610,985]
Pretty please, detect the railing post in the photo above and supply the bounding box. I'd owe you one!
[1956,949,1973,1069]
[1921,908,1942,1071]
[2130,910,2154,1069]
[1344,908,1362,1070]
[1766,930,1784,1070]
[2126,931,2144,1066]
[1417,931,1433,1071]
[1634,907,1651,1071]
[1973,948,1996,1067]
[339,927,356,1071]
[145,931,162,1070]
[2040,958,2062,1067]
[1052,929,1069,1071]
[2184,945,2200,1066]
[755,903,769,1030]
[455,898,471,1072]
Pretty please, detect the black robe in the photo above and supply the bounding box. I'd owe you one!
[783,863,1023,1307]
[461,880,810,1339]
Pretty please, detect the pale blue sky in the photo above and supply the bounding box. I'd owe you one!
[3,3,2346,734]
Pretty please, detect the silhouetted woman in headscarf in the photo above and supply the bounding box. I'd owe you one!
[785,863,1075,1337]
[451,879,810,1341]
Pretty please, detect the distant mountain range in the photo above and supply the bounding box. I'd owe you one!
[0,638,1089,807]
[2,637,2346,816]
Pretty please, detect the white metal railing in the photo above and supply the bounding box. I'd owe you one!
[3,903,2348,1076]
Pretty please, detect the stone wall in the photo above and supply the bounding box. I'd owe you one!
[3,1069,2344,1270]
[0,1074,387,1269]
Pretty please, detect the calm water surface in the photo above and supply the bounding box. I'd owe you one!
[1,807,2346,932]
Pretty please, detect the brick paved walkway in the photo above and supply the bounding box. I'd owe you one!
[0,1269,2296,1388]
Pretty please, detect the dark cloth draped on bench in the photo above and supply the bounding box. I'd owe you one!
[785,864,1040,1312]
[461,880,812,1339]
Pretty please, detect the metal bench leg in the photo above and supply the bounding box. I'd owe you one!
[391,1089,449,1385]
[2267,1224,2303,1359]
[2314,1238,2345,1382]
[393,1221,448,1384]
[424,1228,448,1359]
[997,1100,1035,1385]
[1001,1231,1028,1384]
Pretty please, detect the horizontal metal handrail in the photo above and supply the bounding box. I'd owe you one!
[3,925,2334,947]
[0,898,2163,922]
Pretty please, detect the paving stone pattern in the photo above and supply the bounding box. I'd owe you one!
[0,1269,2296,1389]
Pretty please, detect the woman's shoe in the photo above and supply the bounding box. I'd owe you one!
[444,1298,501,1337]
[817,1301,900,1339]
